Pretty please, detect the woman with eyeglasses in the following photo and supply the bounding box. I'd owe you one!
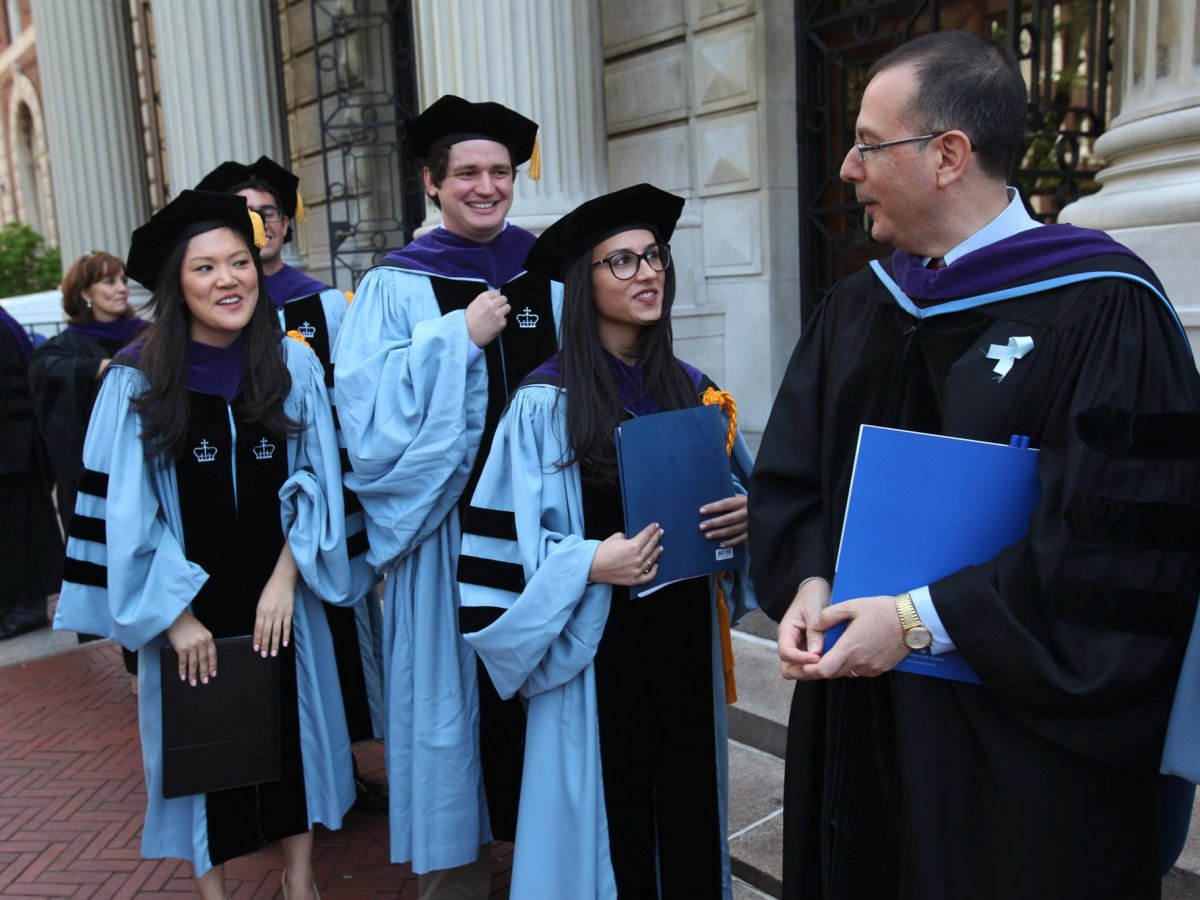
[29,251,144,536]
[458,184,754,899]
[53,191,355,900]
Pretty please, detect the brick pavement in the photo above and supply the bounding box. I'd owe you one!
[0,640,513,899]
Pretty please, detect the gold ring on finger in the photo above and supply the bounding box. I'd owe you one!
[848,668,860,678]
[642,565,651,575]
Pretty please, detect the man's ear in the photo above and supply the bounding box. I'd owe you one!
[422,166,437,200]
[935,130,973,188]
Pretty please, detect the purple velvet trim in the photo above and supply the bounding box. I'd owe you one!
[891,224,1148,300]
[63,317,147,345]
[382,225,536,286]
[529,351,704,416]
[0,305,32,363]
[265,264,331,308]
[186,336,244,401]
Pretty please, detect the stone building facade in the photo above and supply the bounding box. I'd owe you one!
[0,0,54,244]
[26,0,1200,436]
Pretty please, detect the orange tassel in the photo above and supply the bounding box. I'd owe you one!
[702,386,740,704]
[295,191,305,223]
[702,386,737,453]
[344,290,354,304]
[716,584,737,704]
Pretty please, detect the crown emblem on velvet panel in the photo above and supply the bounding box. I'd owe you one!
[193,439,218,463]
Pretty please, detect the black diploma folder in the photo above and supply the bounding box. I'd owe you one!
[615,404,745,597]
[159,635,281,798]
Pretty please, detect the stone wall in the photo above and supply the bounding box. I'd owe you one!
[601,0,797,433]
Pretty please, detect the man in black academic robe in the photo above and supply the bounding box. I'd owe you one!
[749,30,1200,900]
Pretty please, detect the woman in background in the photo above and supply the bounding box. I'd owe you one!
[458,184,754,899]
[29,251,144,534]
[53,191,355,900]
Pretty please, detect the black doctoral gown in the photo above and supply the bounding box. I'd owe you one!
[749,252,1200,900]
[29,330,128,533]
[0,323,61,615]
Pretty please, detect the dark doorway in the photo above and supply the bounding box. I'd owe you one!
[310,0,425,290]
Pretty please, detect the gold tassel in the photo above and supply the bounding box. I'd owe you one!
[285,328,310,348]
[716,584,737,704]
[248,209,267,249]
[344,290,354,305]
[295,191,305,223]
[528,133,542,181]
[702,386,740,704]
[702,386,738,453]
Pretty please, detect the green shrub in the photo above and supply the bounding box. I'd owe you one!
[0,222,61,297]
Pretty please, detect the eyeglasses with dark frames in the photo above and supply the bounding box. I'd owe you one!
[851,132,945,162]
[590,242,672,280]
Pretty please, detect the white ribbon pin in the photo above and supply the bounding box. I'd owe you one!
[983,336,1034,381]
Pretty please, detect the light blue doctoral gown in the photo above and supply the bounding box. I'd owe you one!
[458,382,755,900]
[332,262,563,871]
[53,337,357,876]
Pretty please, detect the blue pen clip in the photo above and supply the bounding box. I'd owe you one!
[1008,434,1031,449]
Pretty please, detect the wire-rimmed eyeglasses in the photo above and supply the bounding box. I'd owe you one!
[590,243,672,280]
[851,132,945,162]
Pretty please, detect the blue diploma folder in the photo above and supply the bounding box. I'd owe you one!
[615,404,745,597]
[827,425,1041,683]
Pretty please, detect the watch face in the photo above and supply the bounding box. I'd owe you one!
[904,627,933,651]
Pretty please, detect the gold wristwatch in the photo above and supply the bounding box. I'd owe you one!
[895,592,933,650]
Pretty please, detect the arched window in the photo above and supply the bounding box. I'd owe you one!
[15,101,44,234]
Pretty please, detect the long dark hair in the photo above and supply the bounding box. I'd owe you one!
[558,234,696,487]
[132,225,295,461]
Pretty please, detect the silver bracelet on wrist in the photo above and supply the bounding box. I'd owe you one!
[797,575,831,592]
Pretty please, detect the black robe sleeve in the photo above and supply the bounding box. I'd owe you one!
[934,279,1200,771]
[28,334,104,482]
[748,291,836,620]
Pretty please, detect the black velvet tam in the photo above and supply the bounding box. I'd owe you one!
[126,190,257,290]
[523,183,685,281]
[196,156,301,220]
[405,94,538,164]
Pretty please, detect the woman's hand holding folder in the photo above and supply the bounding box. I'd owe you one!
[589,521,664,587]
[699,494,749,548]
[167,609,217,687]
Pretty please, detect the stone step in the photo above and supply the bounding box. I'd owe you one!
[1165,802,1200,899]
[733,876,780,899]
[727,739,784,899]
[729,616,790,761]
[727,609,787,897]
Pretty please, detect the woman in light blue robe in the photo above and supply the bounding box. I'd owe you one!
[53,191,355,900]
[458,184,756,899]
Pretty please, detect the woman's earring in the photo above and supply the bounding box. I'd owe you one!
[84,299,92,308]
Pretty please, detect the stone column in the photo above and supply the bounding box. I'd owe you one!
[150,0,286,195]
[32,0,147,263]
[1058,0,1200,350]
[412,0,607,231]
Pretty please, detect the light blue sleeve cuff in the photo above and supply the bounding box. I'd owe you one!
[909,585,956,654]
[466,341,483,366]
